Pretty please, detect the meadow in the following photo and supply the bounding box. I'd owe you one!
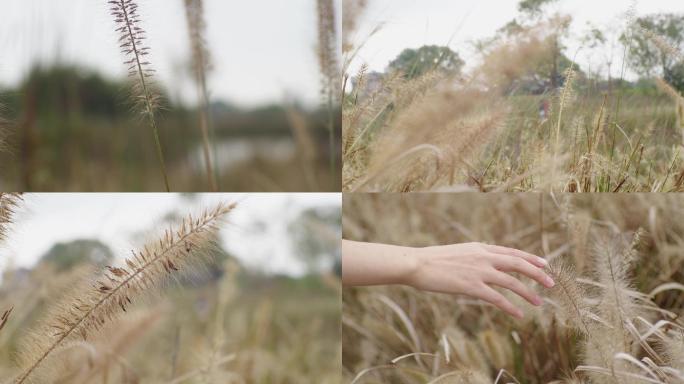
[0,193,342,383]
[342,193,684,383]
[342,0,684,192]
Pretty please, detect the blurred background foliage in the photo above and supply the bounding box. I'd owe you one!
[0,64,340,192]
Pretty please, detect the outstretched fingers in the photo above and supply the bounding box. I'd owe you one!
[476,284,524,319]
[492,254,555,288]
[484,244,548,268]
[487,271,543,306]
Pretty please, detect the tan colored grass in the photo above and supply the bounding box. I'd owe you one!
[0,217,341,383]
[656,78,684,145]
[342,0,368,54]
[286,104,319,190]
[0,307,12,334]
[343,193,684,383]
[343,13,684,192]
[11,202,236,384]
[0,193,22,244]
[0,193,19,341]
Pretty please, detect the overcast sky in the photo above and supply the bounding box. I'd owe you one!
[0,193,340,277]
[348,0,684,79]
[1,0,341,108]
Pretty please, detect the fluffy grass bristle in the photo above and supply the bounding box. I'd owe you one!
[0,193,22,244]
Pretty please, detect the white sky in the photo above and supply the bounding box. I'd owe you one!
[348,0,684,79]
[0,0,341,108]
[0,193,341,277]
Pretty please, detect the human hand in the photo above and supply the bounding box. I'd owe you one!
[401,242,554,319]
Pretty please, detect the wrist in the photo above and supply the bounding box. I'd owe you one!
[395,246,422,286]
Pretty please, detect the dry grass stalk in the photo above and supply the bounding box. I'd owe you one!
[285,104,319,190]
[656,78,684,145]
[354,78,505,191]
[12,202,236,384]
[552,66,576,186]
[108,0,170,191]
[183,0,218,192]
[317,0,341,179]
[342,0,368,53]
[41,309,160,383]
[0,307,12,334]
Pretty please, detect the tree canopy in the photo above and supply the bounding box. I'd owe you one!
[622,14,684,82]
[39,239,113,272]
[288,205,340,274]
[518,0,560,19]
[387,45,464,79]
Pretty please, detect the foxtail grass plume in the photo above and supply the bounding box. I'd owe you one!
[656,78,684,145]
[317,0,341,179]
[551,66,576,187]
[342,0,368,53]
[108,0,170,191]
[12,202,236,384]
[183,0,218,191]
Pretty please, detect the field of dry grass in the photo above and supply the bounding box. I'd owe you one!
[343,193,684,383]
[0,263,341,384]
[0,195,342,383]
[343,3,684,192]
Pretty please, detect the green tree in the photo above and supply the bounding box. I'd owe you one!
[622,14,684,85]
[518,0,559,19]
[387,45,464,79]
[665,62,684,93]
[288,206,340,274]
[40,239,113,271]
[485,0,568,90]
[518,0,565,88]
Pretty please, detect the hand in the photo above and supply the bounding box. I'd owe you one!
[402,242,554,319]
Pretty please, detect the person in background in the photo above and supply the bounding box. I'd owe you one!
[539,98,551,122]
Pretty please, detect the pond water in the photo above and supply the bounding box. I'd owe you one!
[188,137,296,172]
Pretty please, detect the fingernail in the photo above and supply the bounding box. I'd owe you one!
[534,296,543,306]
[544,276,555,287]
[537,257,548,266]
[515,309,524,319]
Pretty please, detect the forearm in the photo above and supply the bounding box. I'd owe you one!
[342,240,418,286]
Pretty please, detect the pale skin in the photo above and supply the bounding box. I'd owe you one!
[342,240,555,319]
